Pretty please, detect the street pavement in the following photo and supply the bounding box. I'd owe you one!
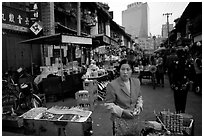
[2,75,202,136]
[89,75,202,136]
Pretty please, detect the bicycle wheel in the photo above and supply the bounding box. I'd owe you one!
[31,94,42,108]
[18,93,42,109]
[2,94,18,114]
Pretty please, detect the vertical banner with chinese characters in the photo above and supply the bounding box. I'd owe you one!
[29,3,42,35]
[29,3,41,24]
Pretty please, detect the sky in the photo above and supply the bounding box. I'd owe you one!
[101,0,189,36]
[1,0,190,36]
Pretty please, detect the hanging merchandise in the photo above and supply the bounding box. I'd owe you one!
[75,46,82,58]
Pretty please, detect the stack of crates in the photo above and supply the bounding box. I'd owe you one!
[75,90,95,111]
[75,79,98,111]
[83,79,98,102]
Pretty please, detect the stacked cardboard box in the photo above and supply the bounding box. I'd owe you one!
[75,80,98,111]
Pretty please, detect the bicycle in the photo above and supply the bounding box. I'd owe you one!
[2,73,42,115]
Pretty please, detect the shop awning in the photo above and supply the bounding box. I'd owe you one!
[19,33,93,77]
[56,22,88,36]
[19,33,92,45]
[92,34,111,47]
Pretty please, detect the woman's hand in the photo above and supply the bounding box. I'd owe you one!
[133,107,141,116]
[122,109,134,119]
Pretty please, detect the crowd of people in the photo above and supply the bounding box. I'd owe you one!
[134,44,201,94]
[2,41,201,136]
[103,43,201,135]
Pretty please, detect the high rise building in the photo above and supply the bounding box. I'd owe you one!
[122,2,149,39]
[161,23,174,38]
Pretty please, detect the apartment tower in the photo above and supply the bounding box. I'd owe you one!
[122,2,149,39]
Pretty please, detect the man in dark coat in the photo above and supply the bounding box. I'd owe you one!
[171,48,190,113]
[165,49,178,86]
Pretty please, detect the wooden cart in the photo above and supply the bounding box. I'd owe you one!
[138,65,157,89]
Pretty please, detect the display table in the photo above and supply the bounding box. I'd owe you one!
[20,107,92,136]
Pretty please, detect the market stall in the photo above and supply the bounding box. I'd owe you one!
[19,33,92,99]
[140,110,194,136]
[19,106,92,136]
[81,60,118,101]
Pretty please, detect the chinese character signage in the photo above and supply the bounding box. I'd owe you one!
[29,3,41,23]
[2,3,42,34]
[2,6,30,27]
[30,22,42,35]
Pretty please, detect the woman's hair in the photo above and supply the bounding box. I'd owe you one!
[118,59,134,71]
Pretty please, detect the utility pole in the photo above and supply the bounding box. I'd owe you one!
[77,2,81,36]
[77,2,82,65]
[163,13,172,47]
[153,35,156,50]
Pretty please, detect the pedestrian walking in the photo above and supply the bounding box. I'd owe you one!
[171,48,190,113]
[165,49,178,86]
[155,54,164,87]
[104,59,143,135]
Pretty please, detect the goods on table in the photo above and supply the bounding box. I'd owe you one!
[97,69,106,76]
[47,106,91,117]
[159,110,194,135]
[60,114,81,122]
[23,106,93,136]
[141,110,194,136]
[160,110,184,134]
[141,127,166,136]
[19,107,47,119]
[82,64,108,79]
[39,112,63,120]
[20,106,92,122]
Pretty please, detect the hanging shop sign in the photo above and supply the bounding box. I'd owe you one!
[110,39,119,46]
[29,3,41,23]
[29,3,43,35]
[92,35,111,46]
[193,34,202,42]
[30,22,42,35]
[61,35,92,45]
[103,35,110,44]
